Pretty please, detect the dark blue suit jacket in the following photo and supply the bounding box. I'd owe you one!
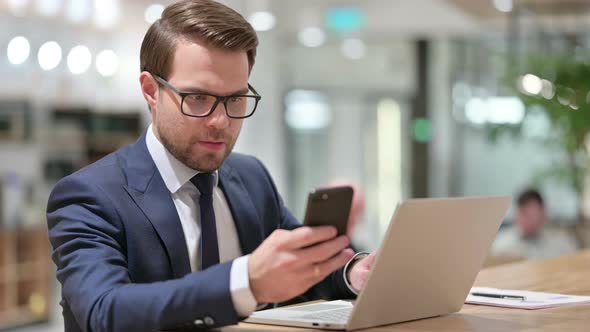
[47,133,355,332]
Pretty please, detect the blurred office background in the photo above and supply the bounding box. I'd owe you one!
[2,0,590,330]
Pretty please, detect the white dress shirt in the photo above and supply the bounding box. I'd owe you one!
[146,124,358,316]
[146,125,256,316]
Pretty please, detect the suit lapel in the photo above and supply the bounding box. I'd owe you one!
[219,164,263,255]
[123,133,192,278]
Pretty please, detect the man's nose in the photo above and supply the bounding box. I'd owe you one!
[205,102,230,129]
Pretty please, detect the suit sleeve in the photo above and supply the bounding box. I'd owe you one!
[47,175,239,332]
[251,158,357,302]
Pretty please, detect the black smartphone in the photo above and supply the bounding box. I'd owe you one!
[302,186,353,236]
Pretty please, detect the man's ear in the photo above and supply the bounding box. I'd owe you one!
[139,71,159,112]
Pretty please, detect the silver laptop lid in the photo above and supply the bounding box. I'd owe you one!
[347,196,511,330]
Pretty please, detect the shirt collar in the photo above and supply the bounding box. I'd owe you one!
[145,124,218,194]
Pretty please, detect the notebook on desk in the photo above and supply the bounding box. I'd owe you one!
[246,196,511,330]
[467,287,590,309]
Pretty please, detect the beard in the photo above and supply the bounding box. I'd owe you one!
[158,123,237,172]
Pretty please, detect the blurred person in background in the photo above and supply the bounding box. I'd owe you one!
[46,1,376,332]
[492,189,578,260]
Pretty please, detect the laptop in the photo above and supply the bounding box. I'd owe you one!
[245,196,511,330]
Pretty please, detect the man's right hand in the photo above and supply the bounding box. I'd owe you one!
[248,226,354,304]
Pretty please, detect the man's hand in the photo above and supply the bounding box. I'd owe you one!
[348,251,377,293]
[248,226,354,304]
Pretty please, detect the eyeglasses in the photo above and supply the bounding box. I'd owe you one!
[152,74,261,119]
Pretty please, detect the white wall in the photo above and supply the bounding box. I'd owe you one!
[233,31,287,193]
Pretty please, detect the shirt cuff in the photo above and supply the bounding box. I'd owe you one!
[230,255,258,317]
[343,251,370,295]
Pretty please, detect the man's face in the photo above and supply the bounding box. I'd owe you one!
[150,40,249,172]
[516,201,546,237]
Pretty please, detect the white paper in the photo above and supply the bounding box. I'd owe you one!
[466,287,590,310]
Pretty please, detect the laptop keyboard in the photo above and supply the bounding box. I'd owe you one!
[298,307,353,323]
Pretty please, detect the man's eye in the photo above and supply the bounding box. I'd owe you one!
[189,95,208,101]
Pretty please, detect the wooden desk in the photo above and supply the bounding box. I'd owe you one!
[222,250,590,331]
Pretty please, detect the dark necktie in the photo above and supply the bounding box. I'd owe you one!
[190,173,220,270]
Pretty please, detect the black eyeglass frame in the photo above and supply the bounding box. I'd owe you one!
[152,74,261,119]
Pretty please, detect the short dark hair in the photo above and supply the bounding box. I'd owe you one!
[517,189,544,207]
[140,0,258,79]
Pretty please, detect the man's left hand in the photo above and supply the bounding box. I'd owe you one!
[348,251,377,292]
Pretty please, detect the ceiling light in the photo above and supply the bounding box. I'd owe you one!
[298,27,326,48]
[95,50,119,77]
[67,45,92,74]
[248,11,276,32]
[7,36,31,65]
[38,41,62,71]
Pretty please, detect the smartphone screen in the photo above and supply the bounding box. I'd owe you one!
[302,186,353,236]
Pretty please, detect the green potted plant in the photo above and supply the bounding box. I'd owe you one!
[486,55,590,246]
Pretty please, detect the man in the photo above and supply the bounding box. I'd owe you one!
[492,189,578,260]
[46,1,375,332]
